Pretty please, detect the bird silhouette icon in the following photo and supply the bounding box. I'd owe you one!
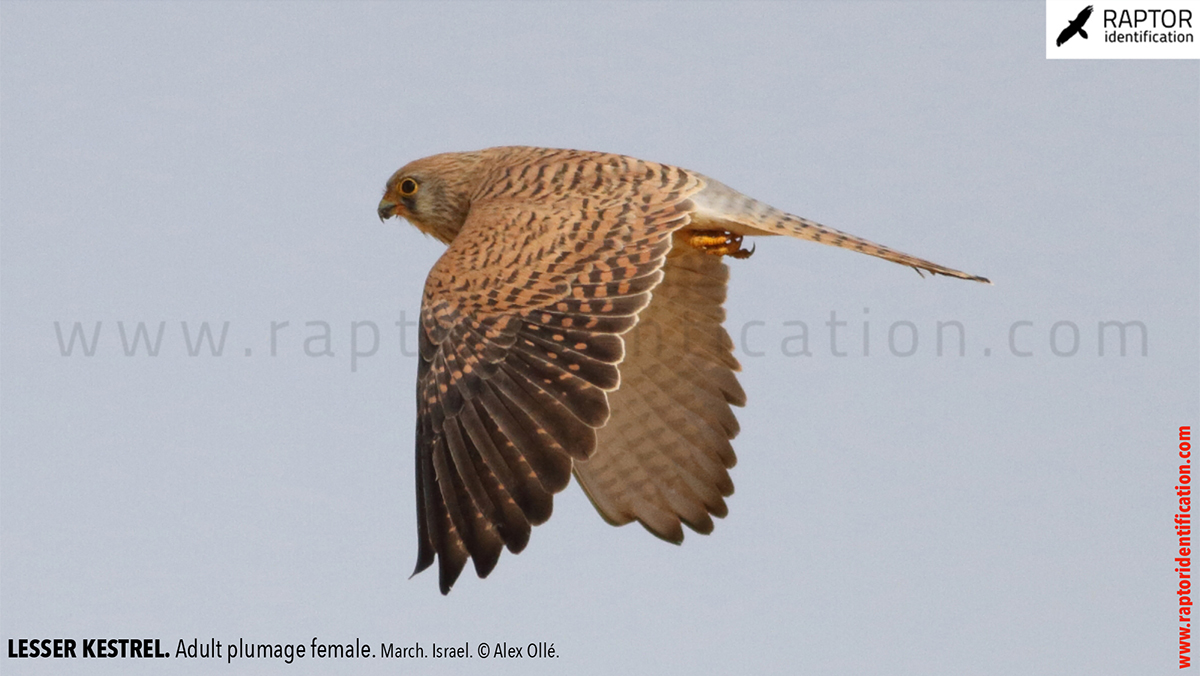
[1057,5,1094,46]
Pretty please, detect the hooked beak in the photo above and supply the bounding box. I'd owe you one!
[377,198,397,222]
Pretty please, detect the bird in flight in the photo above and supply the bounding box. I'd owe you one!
[1057,5,1093,46]
[378,146,989,593]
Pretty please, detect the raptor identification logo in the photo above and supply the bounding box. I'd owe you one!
[1046,0,1200,57]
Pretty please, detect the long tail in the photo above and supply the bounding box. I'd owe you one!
[688,176,991,284]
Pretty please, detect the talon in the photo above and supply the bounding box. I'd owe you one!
[684,230,755,259]
[729,243,755,260]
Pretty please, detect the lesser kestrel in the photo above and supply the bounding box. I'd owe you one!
[377,146,988,593]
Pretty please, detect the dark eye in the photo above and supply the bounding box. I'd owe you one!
[399,178,419,197]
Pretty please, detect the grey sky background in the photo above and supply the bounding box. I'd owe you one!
[2,1,1197,674]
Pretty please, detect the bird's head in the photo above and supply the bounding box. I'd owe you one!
[377,151,488,243]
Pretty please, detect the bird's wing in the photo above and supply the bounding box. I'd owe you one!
[574,236,744,542]
[413,148,704,593]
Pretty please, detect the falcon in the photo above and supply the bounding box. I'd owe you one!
[377,146,989,593]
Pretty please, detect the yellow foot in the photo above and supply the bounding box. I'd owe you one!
[684,230,755,259]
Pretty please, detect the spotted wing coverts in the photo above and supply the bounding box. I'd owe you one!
[377,146,989,594]
[407,148,703,592]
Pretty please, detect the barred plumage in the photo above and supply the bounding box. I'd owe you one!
[378,146,989,594]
